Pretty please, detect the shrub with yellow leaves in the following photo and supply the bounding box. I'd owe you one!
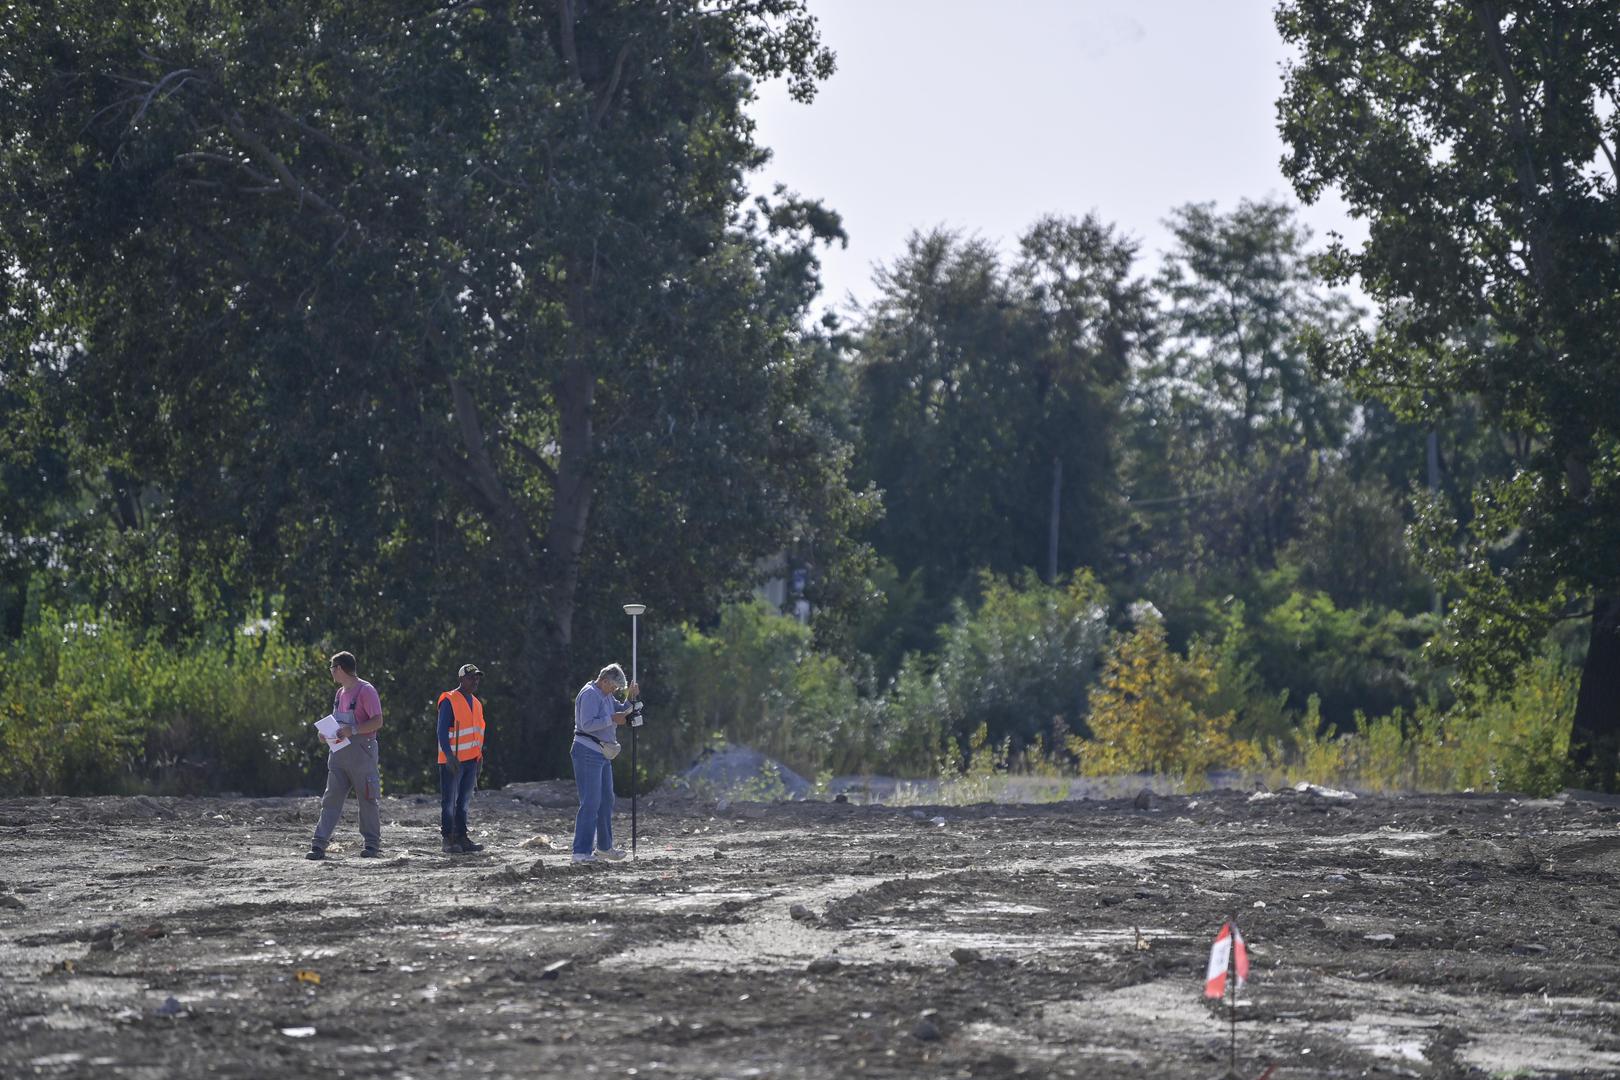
[1077,613,1257,786]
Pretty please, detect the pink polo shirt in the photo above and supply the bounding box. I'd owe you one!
[334,679,382,731]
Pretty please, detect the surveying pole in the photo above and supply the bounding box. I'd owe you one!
[623,603,646,857]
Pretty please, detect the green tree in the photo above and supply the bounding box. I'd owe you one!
[1122,200,1360,588]
[851,218,1152,629]
[1157,200,1354,456]
[1277,1,1620,789]
[0,1,862,779]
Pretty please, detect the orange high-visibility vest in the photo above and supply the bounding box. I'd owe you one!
[437,690,486,764]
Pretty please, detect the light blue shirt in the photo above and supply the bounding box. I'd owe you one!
[574,682,629,751]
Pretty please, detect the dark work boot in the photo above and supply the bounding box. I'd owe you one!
[442,838,464,854]
[456,834,485,853]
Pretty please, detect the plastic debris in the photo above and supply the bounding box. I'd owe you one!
[295,969,321,986]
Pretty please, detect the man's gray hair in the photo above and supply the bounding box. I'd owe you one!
[597,663,627,688]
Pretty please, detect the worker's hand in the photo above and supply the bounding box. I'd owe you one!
[626,681,640,700]
[337,725,353,739]
[446,759,462,779]
[612,713,627,726]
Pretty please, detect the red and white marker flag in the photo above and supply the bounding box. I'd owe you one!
[1203,921,1249,998]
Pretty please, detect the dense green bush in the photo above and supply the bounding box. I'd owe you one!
[1451,652,1577,795]
[1260,653,1577,796]
[0,600,326,795]
[650,572,1111,782]
[886,570,1110,755]
[1245,570,1440,730]
[1199,601,1294,743]
[647,599,873,779]
[866,659,948,775]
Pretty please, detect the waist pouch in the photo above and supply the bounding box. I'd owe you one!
[575,729,621,760]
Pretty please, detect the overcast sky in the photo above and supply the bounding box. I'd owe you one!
[748,0,1365,315]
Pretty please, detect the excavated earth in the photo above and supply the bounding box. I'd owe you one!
[3,785,1620,1079]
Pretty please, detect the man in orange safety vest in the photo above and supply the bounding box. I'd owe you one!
[437,663,487,854]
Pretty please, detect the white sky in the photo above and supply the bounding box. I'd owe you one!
[748,0,1365,315]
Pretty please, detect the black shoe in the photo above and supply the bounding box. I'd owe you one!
[359,848,382,859]
[304,848,325,861]
[456,836,485,853]
[442,839,464,854]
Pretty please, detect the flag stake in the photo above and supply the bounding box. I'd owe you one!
[1204,917,1249,1078]
[1228,916,1236,1076]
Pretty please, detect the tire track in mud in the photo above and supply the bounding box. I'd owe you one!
[599,834,1222,975]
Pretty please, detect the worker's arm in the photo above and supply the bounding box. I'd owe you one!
[437,698,458,770]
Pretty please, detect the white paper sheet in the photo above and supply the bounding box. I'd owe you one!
[313,714,350,752]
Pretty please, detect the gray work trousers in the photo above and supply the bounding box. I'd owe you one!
[312,736,382,853]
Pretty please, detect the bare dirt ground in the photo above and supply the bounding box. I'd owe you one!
[3,785,1620,1079]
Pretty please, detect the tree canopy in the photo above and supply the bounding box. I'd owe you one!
[1277,0,1620,789]
[0,0,861,777]
[850,217,1152,634]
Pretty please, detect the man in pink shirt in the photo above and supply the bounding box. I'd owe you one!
[305,650,385,859]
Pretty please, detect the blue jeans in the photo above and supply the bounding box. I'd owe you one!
[571,741,615,855]
[439,758,481,839]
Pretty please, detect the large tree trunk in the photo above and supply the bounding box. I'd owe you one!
[525,353,598,776]
[421,354,588,780]
[1570,595,1620,793]
[546,354,596,654]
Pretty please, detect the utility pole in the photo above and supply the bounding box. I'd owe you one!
[1047,454,1062,585]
